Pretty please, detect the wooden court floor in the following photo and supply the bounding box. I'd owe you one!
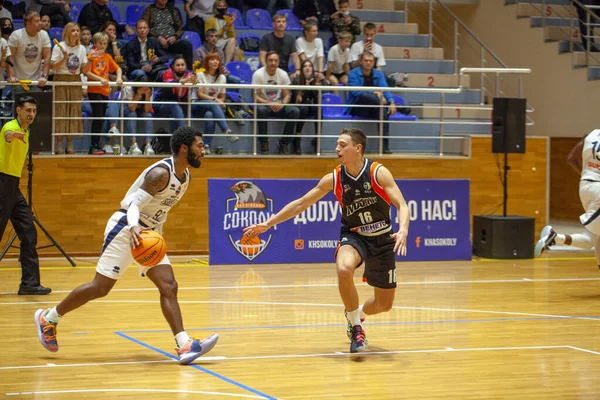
[1,252,600,399]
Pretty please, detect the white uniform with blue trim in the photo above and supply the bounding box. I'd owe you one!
[97,157,191,279]
[579,129,600,235]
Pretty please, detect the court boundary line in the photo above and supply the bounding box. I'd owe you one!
[114,332,277,400]
[5,389,263,398]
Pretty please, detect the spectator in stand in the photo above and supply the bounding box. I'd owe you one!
[192,28,240,87]
[184,0,214,39]
[106,73,155,155]
[102,21,126,77]
[204,0,240,63]
[293,0,336,29]
[80,25,92,52]
[296,21,324,81]
[40,15,51,32]
[0,1,11,21]
[153,55,196,134]
[1,18,14,41]
[259,13,299,77]
[252,51,300,155]
[50,22,89,154]
[572,0,600,52]
[125,19,169,81]
[7,11,51,95]
[84,31,123,154]
[346,51,397,154]
[0,19,10,73]
[30,0,71,28]
[291,59,324,155]
[191,51,237,154]
[330,0,361,45]
[143,0,194,69]
[266,0,291,16]
[78,0,134,36]
[349,22,385,69]
[326,30,351,89]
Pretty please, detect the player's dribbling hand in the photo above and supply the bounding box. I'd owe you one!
[243,223,270,238]
[129,226,149,248]
[391,230,408,256]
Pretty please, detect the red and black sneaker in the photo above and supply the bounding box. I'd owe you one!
[350,325,367,353]
[344,309,366,340]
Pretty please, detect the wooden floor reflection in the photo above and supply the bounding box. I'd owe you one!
[1,252,600,399]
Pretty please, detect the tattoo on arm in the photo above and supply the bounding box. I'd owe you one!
[141,166,169,196]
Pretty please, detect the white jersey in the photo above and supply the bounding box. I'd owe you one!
[581,129,600,182]
[120,157,191,228]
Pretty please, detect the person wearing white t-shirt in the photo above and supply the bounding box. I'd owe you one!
[326,31,352,89]
[50,22,89,154]
[252,51,300,155]
[296,21,324,82]
[7,11,51,93]
[349,23,385,70]
[191,52,238,153]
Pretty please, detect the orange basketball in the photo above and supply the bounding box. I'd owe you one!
[239,233,260,256]
[131,230,167,267]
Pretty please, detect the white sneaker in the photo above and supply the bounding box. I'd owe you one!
[128,143,142,155]
[102,144,114,154]
[234,109,246,126]
[225,130,239,143]
[143,144,155,155]
[534,225,557,258]
[108,126,120,135]
[204,144,211,154]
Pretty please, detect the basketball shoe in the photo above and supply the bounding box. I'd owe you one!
[344,309,366,340]
[176,334,219,365]
[350,325,367,353]
[34,308,58,352]
[534,225,557,257]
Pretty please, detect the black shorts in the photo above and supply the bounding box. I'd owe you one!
[331,72,346,80]
[337,228,396,289]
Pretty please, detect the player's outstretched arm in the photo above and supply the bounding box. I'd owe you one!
[127,167,170,248]
[244,173,334,237]
[567,137,584,176]
[377,166,410,256]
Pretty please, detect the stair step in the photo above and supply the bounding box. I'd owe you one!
[386,59,455,74]
[544,25,580,41]
[361,21,418,34]
[352,10,405,23]
[401,90,482,104]
[400,73,470,88]
[530,16,577,27]
[349,0,395,11]
[413,104,491,119]
[516,3,577,18]
[572,51,600,66]
[507,0,571,4]
[362,33,429,47]
[384,46,444,59]
[588,66,600,80]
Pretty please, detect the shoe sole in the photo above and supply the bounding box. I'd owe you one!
[534,225,554,258]
[178,334,219,365]
[350,343,367,353]
[34,309,58,353]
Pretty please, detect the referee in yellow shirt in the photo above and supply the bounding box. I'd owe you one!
[0,95,51,295]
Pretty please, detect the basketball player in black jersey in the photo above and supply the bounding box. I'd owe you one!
[244,128,410,353]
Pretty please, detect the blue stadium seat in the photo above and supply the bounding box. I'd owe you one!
[107,3,122,24]
[275,9,303,31]
[228,7,248,29]
[69,2,84,22]
[322,94,350,119]
[237,33,261,56]
[48,27,63,42]
[246,8,272,30]
[226,61,253,84]
[125,4,146,27]
[389,95,418,121]
[182,30,202,49]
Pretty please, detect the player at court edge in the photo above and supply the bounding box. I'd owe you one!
[244,128,410,353]
[535,129,600,268]
[34,126,219,365]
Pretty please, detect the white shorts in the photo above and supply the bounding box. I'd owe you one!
[96,211,170,280]
[579,180,600,236]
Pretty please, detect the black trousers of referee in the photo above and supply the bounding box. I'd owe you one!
[0,172,41,287]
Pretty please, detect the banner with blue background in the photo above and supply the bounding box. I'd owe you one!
[208,178,471,265]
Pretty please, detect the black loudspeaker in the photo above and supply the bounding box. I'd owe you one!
[472,215,535,259]
[492,97,526,154]
[14,90,53,152]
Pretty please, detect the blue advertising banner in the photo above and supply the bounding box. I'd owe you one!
[208,178,471,265]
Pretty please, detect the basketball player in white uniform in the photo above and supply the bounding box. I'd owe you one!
[34,127,219,365]
[535,129,600,267]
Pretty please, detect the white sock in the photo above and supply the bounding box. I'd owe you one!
[174,331,192,348]
[45,307,61,324]
[555,234,566,245]
[359,304,367,320]
[347,308,362,327]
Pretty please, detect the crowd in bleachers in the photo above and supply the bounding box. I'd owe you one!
[0,0,411,155]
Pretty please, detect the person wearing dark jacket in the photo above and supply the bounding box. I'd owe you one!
[77,0,133,36]
[125,19,169,80]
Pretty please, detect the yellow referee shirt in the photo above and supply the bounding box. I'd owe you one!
[0,119,29,178]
